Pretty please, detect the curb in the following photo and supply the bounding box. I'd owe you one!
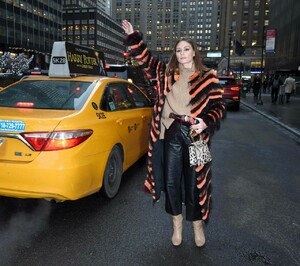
[241,100,300,138]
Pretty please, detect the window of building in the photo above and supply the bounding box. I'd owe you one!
[244,0,249,7]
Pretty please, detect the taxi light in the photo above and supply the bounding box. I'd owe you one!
[21,130,93,151]
[16,102,35,107]
[230,86,240,91]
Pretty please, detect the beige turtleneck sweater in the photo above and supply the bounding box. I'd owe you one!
[160,64,195,139]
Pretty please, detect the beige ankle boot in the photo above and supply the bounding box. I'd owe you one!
[193,220,205,247]
[171,214,183,246]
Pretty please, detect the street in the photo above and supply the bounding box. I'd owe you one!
[0,104,299,266]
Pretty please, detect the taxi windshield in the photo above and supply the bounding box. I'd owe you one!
[0,80,96,110]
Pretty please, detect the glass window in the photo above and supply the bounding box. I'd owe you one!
[0,80,96,110]
[101,82,133,111]
[126,84,151,108]
[218,77,237,85]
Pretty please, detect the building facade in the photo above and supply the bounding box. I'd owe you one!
[63,0,112,16]
[112,0,284,77]
[62,5,124,64]
[218,0,270,76]
[265,0,300,75]
[0,0,122,70]
[112,0,221,65]
[0,0,63,69]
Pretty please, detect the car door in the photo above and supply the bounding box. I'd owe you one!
[125,83,152,155]
[102,82,141,165]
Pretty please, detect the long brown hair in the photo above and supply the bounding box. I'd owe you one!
[166,37,207,76]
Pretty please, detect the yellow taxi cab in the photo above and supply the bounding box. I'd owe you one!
[0,42,152,201]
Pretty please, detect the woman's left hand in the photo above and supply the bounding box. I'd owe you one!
[190,118,207,134]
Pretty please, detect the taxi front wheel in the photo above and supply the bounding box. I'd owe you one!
[101,146,123,199]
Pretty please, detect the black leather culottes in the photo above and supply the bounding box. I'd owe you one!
[164,120,202,221]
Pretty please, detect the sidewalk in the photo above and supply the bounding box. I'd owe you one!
[240,92,300,138]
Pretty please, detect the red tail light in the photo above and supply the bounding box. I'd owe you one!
[16,102,35,107]
[21,130,93,151]
[230,86,240,91]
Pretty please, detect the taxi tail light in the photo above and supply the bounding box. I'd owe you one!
[230,86,240,91]
[16,102,35,107]
[21,130,93,151]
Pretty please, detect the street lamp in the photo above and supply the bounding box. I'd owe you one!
[257,31,265,106]
[227,27,233,75]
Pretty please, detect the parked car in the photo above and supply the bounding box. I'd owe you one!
[218,75,241,111]
[0,75,152,201]
[106,64,157,104]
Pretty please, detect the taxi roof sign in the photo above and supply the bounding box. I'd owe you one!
[49,42,106,78]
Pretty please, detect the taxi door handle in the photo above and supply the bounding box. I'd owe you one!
[116,118,123,125]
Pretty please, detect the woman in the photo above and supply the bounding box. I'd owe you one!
[122,20,226,247]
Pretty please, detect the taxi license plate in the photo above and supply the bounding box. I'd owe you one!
[0,120,26,132]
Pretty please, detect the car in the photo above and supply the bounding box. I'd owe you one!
[218,75,241,111]
[106,64,157,104]
[0,42,153,201]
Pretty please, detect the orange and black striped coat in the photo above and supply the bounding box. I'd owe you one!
[124,32,226,221]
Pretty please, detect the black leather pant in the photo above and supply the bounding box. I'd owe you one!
[164,121,202,221]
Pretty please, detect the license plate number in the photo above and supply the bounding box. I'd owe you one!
[0,120,26,132]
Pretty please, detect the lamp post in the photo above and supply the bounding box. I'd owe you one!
[257,30,265,106]
[227,27,233,75]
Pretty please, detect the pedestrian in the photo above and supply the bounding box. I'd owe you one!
[263,78,268,93]
[267,74,273,94]
[278,84,285,104]
[252,75,261,98]
[271,74,283,103]
[283,74,296,103]
[122,20,226,247]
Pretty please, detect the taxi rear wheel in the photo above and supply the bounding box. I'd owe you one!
[101,146,123,199]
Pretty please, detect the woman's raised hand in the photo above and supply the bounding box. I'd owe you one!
[122,20,134,35]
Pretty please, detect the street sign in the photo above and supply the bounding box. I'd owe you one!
[265,29,276,53]
[207,52,222,57]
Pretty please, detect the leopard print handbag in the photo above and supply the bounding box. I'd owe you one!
[188,131,212,167]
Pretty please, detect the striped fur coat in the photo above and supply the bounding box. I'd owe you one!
[124,32,226,221]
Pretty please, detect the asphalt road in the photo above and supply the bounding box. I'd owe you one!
[0,105,299,266]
